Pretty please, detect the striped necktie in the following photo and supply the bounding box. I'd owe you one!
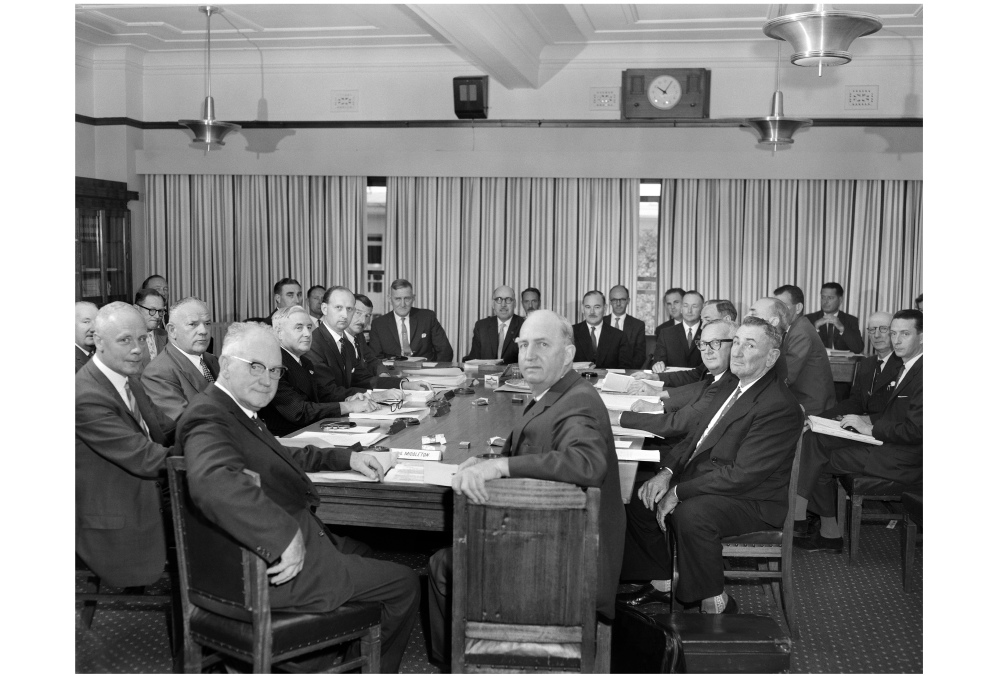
[497,322,506,359]
[124,381,151,438]
[200,357,215,383]
[400,317,412,356]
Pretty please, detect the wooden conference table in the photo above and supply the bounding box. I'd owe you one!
[285,364,644,533]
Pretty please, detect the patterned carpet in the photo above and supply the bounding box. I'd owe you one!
[76,516,921,673]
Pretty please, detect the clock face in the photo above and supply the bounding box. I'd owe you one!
[647,75,682,110]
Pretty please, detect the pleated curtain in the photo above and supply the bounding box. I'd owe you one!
[386,177,640,360]
[657,179,922,352]
[144,174,367,348]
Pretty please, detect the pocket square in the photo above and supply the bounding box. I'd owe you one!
[421,333,427,338]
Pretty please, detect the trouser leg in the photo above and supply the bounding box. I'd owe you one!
[620,473,672,581]
[809,444,872,517]
[796,431,852,503]
[427,547,453,663]
[670,495,770,604]
[340,556,420,673]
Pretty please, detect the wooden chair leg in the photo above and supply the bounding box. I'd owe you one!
[80,575,99,630]
[595,619,612,673]
[849,495,864,566]
[766,560,781,609]
[360,625,381,673]
[902,516,917,593]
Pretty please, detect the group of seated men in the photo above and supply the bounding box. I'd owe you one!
[75,270,922,670]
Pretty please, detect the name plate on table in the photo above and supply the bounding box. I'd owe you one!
[396,448,443,461]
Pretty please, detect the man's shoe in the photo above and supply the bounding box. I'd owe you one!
[617,583,671,607]
[723,595,738,614]
[793,514,819,538]
[793,530,844,554]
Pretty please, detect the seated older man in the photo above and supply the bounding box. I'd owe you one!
[178,322,419,672]
[75,301,99,372]
[618,316,802,613]
[426,310,625,662]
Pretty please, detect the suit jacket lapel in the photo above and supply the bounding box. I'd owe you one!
[131,376,166,443]
[503,315,522,357]
[168,344,206,391]
[209,385,303,474]
[86,361,144,435]
[691,371,769,456]
[596,327,610,364]
[884,357,922,405]
[874,354,903,392]
[484,316,499,357]
[510,370,577,451]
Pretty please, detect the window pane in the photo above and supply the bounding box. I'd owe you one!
[635,197,660,334]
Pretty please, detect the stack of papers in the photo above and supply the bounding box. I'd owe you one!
[616,447,660,462]
[285,431,387,448]
[807,416,882,445]
[600,393,663,411]
[373,389,435,406]
[349,407,427,421]
[641,366,696,374]
[612,425,662,439]
[601,372,664,393]
[464,359,503,366]
[384,461,458,487]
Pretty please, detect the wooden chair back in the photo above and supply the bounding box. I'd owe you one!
[452,478,601,673]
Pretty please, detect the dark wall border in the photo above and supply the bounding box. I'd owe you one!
[77,114,922,130]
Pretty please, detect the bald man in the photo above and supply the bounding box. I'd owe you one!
[76,302,175,587]
[463,285,525,364]
[75,301,98,372]
[141,297,220,421]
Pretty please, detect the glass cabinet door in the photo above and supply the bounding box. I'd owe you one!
[103,209,131,303]
[76,208,105,304]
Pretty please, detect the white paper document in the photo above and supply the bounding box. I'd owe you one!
[349,409,428,421]
[616,448,660,462]
[600,393,663,411]
[642,367,696,374]
[612,425,662,439]
[807,416,883,445]
[463,359,503,366]
[384,461,459,487]
[306,450,394,483]
[418,367,465,376]
[285,431,387,448]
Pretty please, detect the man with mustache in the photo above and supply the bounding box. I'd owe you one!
[572,290,627,368]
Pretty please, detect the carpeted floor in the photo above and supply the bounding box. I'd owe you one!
[76,515,921,673]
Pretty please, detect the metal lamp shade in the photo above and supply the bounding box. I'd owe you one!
[179,96,241,147]
[745,91,812,149]
[763,9,882,68]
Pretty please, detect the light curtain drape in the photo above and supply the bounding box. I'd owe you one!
[657,179,922,351]
[386,177,641,360]
[144,174,366,348]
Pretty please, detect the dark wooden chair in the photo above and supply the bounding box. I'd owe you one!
[166,456,382,674]
[836,474,918,566]
[451,478,610,673]
[900,490,922,592]
[670,432,803,639]
[76,556,174,630]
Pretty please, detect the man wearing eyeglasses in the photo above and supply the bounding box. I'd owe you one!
[464,285,524,364]
[793,310,916,550]
[141,297,220,422]
[134,288,168,370]
[604,285,647,369]
[368,278,454,361]
[178,322,420,672]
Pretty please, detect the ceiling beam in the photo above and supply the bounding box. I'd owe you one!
[405,4,548,89]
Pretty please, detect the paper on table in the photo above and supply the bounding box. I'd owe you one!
[600,393,663,411]
[601,371,637,393]
[306,450,394,483]
[416,367,465,376]
[572,362,595,369]
[606,368,626,374]
[807,416,883,445]
[616,448,660,462]
[384,461,459,487]
[374,389,434,405]
[642,366,696,373]
[614,439,635,449]
[349,409,428,421]
[423,362,438,367]
[464,359,504,365]
[597,378,664,392]
[330,425,378,434]
[612,425,662,439]
[285,431,386,448]
[418,375,468,387]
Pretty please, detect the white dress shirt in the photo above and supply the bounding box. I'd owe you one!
[610,313,628,330]
[92,354,131,408]
[587,321,603,345]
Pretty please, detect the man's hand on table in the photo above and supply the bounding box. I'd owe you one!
[638,469,673,511]
[626,380,660,396]
[452,457,509,504]
[347,392,368,402]
[402,380,434,391]
[350,451,385,481]
[655,487,680,532]
[267,529,305,585]
[630,399,662,413]
[371,389,404,404]
[840,414,874,436]
[651,361,666,373]
[342,398,380,414]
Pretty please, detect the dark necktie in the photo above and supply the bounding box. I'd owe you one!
[687,386,742,466]
[124,381,151,438]
[252,415,267,433]
[400,317,412,357]
[826,323,836,348]
[200,357,215,383]
[870,358,884,394]
[591,326,598,355]
[340,337,357,380]
[687,327,694,349]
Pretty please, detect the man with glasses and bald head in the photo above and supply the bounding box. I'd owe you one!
[464,285,524,363]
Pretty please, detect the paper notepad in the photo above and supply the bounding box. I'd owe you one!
[808,416,883,445]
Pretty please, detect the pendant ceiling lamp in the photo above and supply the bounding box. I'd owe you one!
[763,4,882,76]
[179,6,241,150]
[744,43,812,151]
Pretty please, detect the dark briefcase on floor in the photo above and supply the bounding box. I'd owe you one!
[610,601,686,673]
[664,612,792,674]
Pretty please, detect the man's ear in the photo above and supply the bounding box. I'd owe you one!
[766,348,780,369]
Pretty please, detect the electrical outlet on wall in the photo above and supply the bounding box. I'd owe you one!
[331,90,359,112]
[590,87,620,111]
[845,86,878,110]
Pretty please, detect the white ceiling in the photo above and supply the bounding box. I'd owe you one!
[76,4,923,88]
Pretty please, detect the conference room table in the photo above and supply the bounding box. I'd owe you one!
[284,363,647,533]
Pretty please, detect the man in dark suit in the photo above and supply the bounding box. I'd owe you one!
[368,278,453,361]
[794,310,923,553]
[178,322,419,672]
[464,285,524,364]
[309,287,429,398]
[260,306,379,436]
[651,290,705,371]
[572,290,628,368]
[346,294,384,377]
[76,302,175,587]
[653,287,686,337]
[141,297,220,421]
[521,286,541,315]
[134,288,169,370]
[306,284,325,329]
[75,301,98,372]
[805,282,865,353]
[604,284,647,368]
[620,316,803,613]
[753,292,836,416]
[639,299,738,389]
[427,310,625,661]
[247,277,303,325]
